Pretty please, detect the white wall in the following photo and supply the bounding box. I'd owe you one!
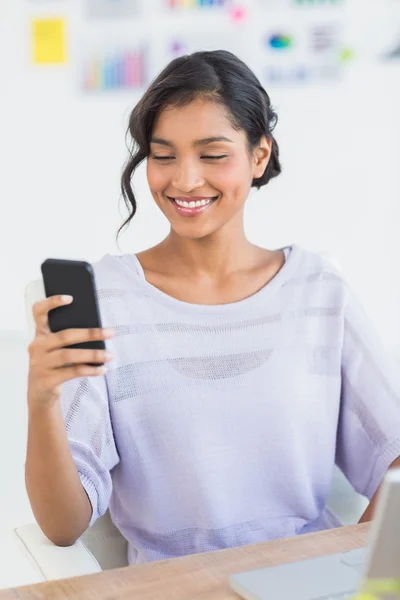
[1,0,399,355]
[0,3,397,584]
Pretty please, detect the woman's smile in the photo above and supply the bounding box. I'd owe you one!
[167,195,219,217]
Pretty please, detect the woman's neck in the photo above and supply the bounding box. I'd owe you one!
[158,228,261,280]
[135,221,285,306]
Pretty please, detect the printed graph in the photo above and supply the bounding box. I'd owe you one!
[261,19,344,86]
[167,0,228,10]
[82,48,146,91]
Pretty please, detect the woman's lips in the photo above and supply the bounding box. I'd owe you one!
[168,196,218,217]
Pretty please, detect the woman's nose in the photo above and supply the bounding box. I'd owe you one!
[171,162,205,192]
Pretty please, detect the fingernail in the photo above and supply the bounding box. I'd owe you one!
[99,366,108,374]
[61,295,73,303]
[103,328,114,337]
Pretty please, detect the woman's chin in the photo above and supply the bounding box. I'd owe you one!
[169,221,218,241]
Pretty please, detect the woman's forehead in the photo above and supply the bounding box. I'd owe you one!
[152,100,240,142]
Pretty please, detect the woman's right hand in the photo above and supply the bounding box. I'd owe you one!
[28,295,114,411]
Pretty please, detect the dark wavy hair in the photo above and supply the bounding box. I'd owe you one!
[119,49,281,234]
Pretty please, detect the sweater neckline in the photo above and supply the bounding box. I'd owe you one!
[129,244,300,316]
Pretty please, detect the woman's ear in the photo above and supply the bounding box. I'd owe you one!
[252,136,272,179]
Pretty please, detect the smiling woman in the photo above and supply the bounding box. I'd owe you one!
[25,50,400,568]
[120,50,281,238]
[150,130,233,218]
[146,98,274,240]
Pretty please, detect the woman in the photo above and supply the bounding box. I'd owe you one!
[26,50,400,565]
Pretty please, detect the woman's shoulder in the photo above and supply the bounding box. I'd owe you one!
[91,253,144,293]
[286,244,351,303]
[292,246,344,278]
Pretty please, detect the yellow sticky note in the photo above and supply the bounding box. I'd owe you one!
[32,18,67,65]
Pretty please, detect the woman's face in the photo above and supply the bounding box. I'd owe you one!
[146,98,271,240]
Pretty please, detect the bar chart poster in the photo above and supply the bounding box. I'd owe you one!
[166,0,229,10]
[260,22,344,85]
[81,47,147,92]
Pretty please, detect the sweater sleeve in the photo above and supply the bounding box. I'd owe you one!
[336,290,400,499]
[60,374,119,526]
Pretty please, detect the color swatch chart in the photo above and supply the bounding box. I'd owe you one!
[167,0,228,9]
[83,49,146,91]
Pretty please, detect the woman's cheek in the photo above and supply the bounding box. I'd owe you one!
[147,164,168,193]
[210,160,247,192]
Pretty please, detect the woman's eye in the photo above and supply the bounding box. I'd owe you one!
[201,155,227,160]
[152,154,227,161]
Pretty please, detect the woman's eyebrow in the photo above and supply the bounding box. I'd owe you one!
[150,136,234,147]
[194,136,234,146]
[150,137,173,147]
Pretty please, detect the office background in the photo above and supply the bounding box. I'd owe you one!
[1,0,399,346]
[0,0,399,588]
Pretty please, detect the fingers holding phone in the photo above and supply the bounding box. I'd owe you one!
[33,294,73,336]
[28,324,114,409]
[27,260,115,411]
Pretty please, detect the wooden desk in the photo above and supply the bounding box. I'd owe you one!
[0,524,369,600]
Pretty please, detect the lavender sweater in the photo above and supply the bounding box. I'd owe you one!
[60,245,400,565]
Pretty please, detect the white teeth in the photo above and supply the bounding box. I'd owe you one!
[173,197,215,208]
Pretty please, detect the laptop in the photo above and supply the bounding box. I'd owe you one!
[230,468,400,600]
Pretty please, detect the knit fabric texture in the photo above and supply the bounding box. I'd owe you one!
[60,244,400,565]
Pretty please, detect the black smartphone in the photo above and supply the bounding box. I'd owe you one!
[41,259,105,357]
